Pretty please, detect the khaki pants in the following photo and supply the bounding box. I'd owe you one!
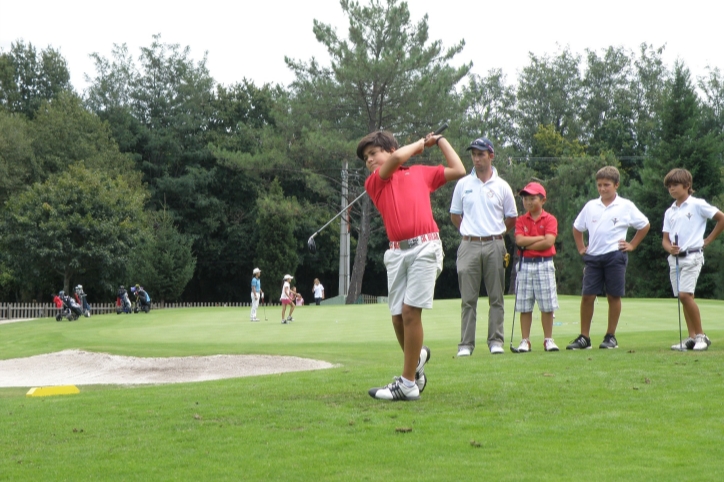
[456,238,506,351]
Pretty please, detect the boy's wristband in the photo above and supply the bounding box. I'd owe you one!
[436,136,444,145]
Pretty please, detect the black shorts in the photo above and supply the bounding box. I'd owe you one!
[581,251,628,297]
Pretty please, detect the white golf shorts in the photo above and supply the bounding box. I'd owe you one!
[384,240,443,315]
[668,252,703,296]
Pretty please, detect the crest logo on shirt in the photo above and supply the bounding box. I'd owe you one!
[686,213,692,220]
[487,191,494,198]
[611,218,619,225]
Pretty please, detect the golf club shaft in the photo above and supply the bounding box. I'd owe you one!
[675,234,682,349]
[309,123,447,242]
[509,247,525,352]
[309,191,367,241]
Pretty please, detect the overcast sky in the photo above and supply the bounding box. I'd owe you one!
[1,0,721,93]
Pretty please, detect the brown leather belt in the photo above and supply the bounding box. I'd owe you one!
[462,235,504,242]
[389,232,440,250]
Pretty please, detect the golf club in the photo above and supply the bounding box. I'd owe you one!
[673,234,685,351]
[262,294,268,321]
[307,122,450,253]
[509,247,525,353]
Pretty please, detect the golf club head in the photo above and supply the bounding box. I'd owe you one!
[509,343,520,353]
[307,236,317,253]
[671,346,687,352]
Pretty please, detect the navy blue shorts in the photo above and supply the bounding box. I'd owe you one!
[581,251,628,297]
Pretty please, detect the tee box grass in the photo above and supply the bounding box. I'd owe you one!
[1,295,724,481]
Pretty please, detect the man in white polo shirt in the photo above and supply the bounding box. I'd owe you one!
[450,137,517,356]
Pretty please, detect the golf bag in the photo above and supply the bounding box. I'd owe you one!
[61,294,83,321]
[74,285,91,317]
[133,287,151,314]
[116,286,132,314]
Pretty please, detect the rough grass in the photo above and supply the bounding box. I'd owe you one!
[2,296,724,481]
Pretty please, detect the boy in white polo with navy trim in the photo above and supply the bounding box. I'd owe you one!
[568,166,650,350]
[662,168,724,351]
[450,137,517,356]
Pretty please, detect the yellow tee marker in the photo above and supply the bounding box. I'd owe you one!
[26,386,80,397]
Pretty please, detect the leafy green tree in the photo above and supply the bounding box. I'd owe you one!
[130,207,196,302]
[255,179,299,293]
[581,46,638,157]
[285,0,470,303]
[0,164,148,298]
[31,91,134,179]
[630,62,723,298]
[0,111,37,205]
[516,47,584,153]
[0,40,72,118]
[460,69,518,150]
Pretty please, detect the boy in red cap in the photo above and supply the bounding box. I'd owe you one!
[513,182,560,352]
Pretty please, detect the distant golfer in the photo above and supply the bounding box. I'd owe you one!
[569,166,650,350]
[358,129,465,401]
[513,182,560,352]
[250,268,263,322]
[280,274,295,324]
[662,168,724,351]
[312,278,325,306]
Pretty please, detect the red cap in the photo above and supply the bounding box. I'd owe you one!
[519,182,546,198]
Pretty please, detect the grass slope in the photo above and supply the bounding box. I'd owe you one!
[2,296,724,481]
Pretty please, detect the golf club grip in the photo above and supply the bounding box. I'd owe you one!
[433,123,449,136]
[674,234,678,245]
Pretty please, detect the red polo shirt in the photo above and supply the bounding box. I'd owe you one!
[365,164,447,242]
[515,209,557,257]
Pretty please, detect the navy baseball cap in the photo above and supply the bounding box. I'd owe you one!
[466,137,494,153]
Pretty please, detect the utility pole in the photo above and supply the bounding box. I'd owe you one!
[339,160,350,297]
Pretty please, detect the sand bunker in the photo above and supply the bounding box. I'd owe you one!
[0,349,336,388]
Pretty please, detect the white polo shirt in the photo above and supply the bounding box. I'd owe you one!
[573,195,649,256]
[663,196,719,251]
[450,167,517,236]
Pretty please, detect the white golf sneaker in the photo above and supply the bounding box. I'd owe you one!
[457,347,472,357]
[489,344,504,355]
[671,337,695,351]
[544,338,560,352]
[517,339,531,353]
[693,334,710,351]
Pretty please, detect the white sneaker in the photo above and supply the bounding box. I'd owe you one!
[671,337,695,351]
[490,344,504,355]
[416,346,430,393]
[693,334,709,351]
[368,377,420,401]
[544,338,559,352]
[457,347,471,357]
[517,339,531,353]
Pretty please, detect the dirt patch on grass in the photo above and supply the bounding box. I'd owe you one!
[0,349,336,388]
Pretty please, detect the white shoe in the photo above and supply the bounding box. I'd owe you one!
[490,344,504,355]
[693,334,709,351]
[671,337,694,350]
[517,339,531,353]
[368,377,420,401]
[544,338,559,352]
[457,347,471,357]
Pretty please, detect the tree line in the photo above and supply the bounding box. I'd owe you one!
[1,0,723,303]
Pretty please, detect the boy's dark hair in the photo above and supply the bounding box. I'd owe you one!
[595,166,620,185]
[664,168,694,194]
[356,131,399,160]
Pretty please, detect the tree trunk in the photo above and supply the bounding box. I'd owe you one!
[345,196,371,304]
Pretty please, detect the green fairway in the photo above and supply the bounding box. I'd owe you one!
[2,295,724,481]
